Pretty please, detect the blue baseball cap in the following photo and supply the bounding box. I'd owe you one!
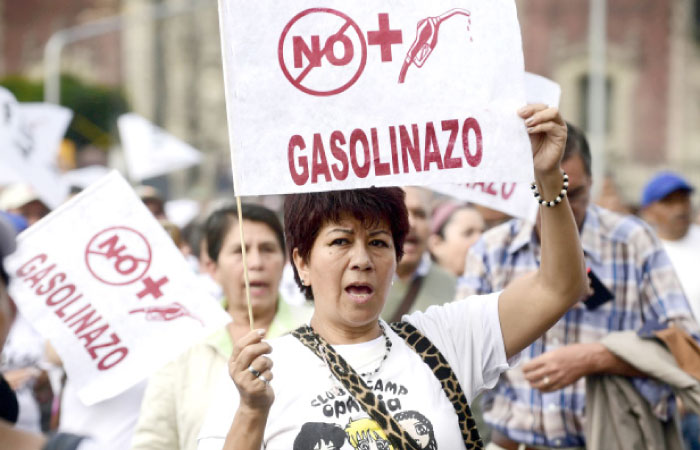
[641,172,694,208]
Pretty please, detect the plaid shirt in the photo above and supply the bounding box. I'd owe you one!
[457,205,699,448]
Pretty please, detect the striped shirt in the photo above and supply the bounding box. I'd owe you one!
[457,205,699,448]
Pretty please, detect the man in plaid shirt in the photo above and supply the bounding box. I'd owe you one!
[458,123,700,450]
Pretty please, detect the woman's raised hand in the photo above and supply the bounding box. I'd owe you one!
[519,104,567,177]
[229,328,275,413]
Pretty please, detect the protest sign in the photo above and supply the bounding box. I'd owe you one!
[524,72,561,108]
[431,182,539,222]
[5,172,231,405]
[118,113,203,182]
[0,89,72,209]
[218,0,532,195]
[431,73,561,222]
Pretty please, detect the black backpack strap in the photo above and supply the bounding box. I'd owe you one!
[390,321,484,449]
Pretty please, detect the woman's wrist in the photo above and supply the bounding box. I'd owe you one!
[534,168,565,202]
[237,403,271,421]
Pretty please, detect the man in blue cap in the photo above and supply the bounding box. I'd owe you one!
[640,172,699,320]
[640,171,700,450]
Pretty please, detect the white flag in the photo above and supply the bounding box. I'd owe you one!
[5,171,231,405]
[118,114,203,182]
[0,88,72,209]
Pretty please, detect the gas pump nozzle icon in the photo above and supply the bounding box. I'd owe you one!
[398,9,471,84]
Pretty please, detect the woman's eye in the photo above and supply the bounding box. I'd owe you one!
[331,238,349,245]
[370,239,389,248]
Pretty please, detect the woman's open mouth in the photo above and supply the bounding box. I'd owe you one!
[345,283,375,303]
[248,281,270,296]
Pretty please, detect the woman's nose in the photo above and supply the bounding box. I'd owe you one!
[350,243,373,271]
[246,247,264,269]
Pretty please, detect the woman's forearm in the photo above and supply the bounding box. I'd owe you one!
[222,407,269,450]
[499,106,587,358]
[536,170,587,304]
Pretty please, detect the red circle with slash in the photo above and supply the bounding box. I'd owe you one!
[85,226,152,286]
[278,8,368,97]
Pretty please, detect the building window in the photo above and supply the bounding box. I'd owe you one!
[578,74,614,133]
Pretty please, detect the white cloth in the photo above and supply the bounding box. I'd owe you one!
[0,313,44,433]
[58,378,147,450]
[661,225,700,322]
[197,292,516,449]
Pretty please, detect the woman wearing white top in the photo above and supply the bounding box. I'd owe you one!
[197,105,587,449]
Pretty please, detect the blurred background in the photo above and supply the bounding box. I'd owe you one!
[0,0,699,213]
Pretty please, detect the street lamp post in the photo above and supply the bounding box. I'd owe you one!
[587,0,607,194]
[43,0,214,105]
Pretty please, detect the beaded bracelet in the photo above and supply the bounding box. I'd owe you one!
[530,171,569,207]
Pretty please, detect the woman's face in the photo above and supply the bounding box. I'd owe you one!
[294,215,395,331]
[429,208,485,277]
[211,219,285,315]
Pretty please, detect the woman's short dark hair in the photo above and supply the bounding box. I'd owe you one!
[284,187,409,301]
[204,203,285,263]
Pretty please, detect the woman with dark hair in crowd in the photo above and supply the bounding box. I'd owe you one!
[132,204,312,450]
[196,105,587,449]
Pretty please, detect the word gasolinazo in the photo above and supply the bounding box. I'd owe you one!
[287,117,483,186]
[15,254,129,371]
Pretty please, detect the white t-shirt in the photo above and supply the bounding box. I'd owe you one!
[661,225,700,322]
[0,313,44,433]
[59,378,147,450]
[197,292,515,450]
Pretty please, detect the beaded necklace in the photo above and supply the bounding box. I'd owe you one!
[310,322,393,394]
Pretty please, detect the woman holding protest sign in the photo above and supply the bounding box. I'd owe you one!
[132,204,312,450]
[196,105,586,450]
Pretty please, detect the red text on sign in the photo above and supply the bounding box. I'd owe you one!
[463,182,517,200]
[287,117,483,186]
[16,254,129,371]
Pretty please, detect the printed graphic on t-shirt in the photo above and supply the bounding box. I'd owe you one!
[295,378,437,450]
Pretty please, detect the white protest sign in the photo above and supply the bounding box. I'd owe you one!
[218,0,532,195]
[118,113,203,182]
[431,182,539,222]
[0,89,72,209]
[430,73,561,223]
[5,171,231,405]
[524,72,561,108]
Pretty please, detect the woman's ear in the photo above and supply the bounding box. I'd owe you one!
[292,248,309,285]
[427,234,443,256]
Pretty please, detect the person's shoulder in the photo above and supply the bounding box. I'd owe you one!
[473,218,533,253]
[593,205,659,247]
[426,262,456,284]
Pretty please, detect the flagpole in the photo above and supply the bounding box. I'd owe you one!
[235,195,254,330]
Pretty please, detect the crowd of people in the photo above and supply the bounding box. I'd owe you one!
[1,107,700,450]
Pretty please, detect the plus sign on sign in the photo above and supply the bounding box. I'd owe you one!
[4,172,231,406]
[219,0,533,196]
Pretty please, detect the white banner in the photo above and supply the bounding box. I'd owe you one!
[218,0,532,195]
[5,172,231,405]
[118,113,203,182]
[432,182,539,222]
[524,72,561,108]
[431,73,561,223]
[0,89,73,209]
